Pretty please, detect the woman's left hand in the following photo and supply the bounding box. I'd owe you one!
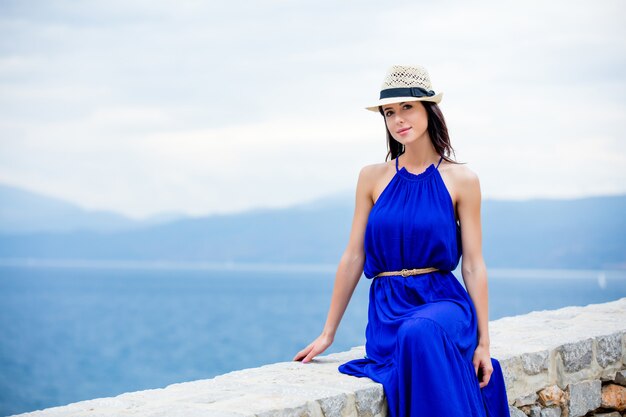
[472,344,493,388]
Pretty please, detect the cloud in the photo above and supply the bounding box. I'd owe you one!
[0,0,624,218]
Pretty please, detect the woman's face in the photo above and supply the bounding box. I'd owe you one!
[382,101,429,145]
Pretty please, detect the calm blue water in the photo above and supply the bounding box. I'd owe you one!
[1,263,625,416]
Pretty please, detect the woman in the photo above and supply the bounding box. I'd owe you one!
[293,65,511,416]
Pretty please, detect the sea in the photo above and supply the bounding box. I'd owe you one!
[1,261,625,416]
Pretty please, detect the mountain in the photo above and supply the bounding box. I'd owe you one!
[481,194,626,269]
[0,183,186,234]
[0,182,624,269]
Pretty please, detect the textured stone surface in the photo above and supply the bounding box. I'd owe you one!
[354,386,386,417]
[489,298,626,401]
[539,406,561,417]
[614,369,626,387]
[567,379,602,417]
[488,299,626,359]
[509,405,527,417]
[601,383,626,411]
[528,405,541,417]
[538,385,565,407]
[597,334,623,368]
[514,392,539,407]
[522,351,550,375]
[559,339,594,373]
[8,298,626,417]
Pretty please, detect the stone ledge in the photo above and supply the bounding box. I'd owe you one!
[11,297,626,417]
[488,297,626,402]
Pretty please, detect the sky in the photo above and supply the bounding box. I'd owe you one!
[1,0,625,219]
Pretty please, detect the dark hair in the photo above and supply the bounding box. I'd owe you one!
[379,101,462,165]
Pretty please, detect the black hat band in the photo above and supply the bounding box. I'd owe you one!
[379,87,436,100]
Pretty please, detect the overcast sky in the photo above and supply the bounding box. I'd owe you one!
[1,0,624,219]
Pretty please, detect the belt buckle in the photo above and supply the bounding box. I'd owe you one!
[400,268,410,277]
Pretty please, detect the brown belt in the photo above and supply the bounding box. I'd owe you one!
[373,267,439,278]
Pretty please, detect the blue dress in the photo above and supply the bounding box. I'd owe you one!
[338,154,511,417]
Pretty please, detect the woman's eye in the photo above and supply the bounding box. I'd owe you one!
[385,111,393,117]
[403,104,413,110]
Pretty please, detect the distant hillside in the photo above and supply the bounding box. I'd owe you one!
[482,195,626,269]
[0,183,185,234]
[0,183,624,269]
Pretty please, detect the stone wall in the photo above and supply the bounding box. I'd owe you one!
[10,297,626,417]
[494,297,626,417]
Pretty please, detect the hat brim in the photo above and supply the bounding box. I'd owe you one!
[365,92,443,112]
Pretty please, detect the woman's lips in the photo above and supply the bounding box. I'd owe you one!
[397,127,412,134]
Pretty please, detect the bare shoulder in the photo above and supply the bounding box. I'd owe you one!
[359,160,392,176]
[358,160,396,203]
[438,160,481,213]
[444,161,479,187]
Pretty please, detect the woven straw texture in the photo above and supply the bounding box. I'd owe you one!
[381,65,433,91]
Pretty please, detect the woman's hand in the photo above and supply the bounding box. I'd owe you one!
[472,344,493,388]
[293,333,334,363]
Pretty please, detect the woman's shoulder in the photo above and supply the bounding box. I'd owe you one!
[356,161,395,201]
[357,160,394,179]
[441,159,479,184]
[441,160,481,199]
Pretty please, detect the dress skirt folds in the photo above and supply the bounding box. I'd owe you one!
[337,155,511,416]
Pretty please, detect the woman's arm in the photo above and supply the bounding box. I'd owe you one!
[456,166,493,387]
[293,165,375,363]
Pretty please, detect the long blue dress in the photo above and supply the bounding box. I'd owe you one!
[338,154,511,417]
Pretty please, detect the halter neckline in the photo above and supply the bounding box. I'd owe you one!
[395,154,443,181]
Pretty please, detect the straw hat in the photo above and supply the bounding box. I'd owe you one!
[366,65,443,112]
